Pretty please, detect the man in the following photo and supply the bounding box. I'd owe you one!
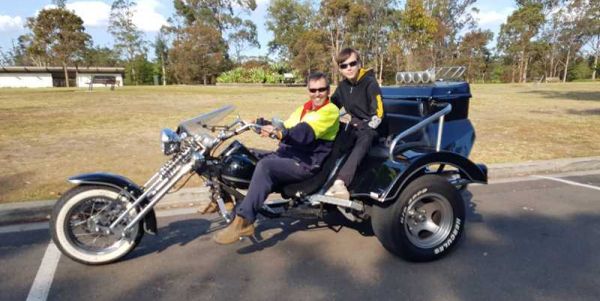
[325,48,384,199]
[214,71,339,245]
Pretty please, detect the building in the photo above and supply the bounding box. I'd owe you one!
[0,66,125,88]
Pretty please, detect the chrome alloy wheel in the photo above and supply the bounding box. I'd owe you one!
[404,192,454,249]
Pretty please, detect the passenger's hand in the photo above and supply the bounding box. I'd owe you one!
[340,114,352,124]
[260,125,275,137]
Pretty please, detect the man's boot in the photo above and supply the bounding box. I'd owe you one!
[213,215,255,245]
[325,179,350,199]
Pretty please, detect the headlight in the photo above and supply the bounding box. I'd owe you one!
[160,128,181,155]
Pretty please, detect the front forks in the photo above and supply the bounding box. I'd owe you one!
[109,161,194,234]
[205,179,234,223]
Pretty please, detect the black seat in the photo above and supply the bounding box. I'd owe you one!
[280,125,354,198]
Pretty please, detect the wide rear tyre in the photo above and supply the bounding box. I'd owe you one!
[372,175,465,262]
[50,185,143,265]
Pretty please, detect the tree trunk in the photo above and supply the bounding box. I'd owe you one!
[592,53,598,80]
[511,62,516,83]
[563,47,571,83]
[161,53,167,86]
[379,53,384,83]
[63,62,69,88]
[522,54,529,83]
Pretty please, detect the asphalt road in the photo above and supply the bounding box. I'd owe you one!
[1,171,599,301]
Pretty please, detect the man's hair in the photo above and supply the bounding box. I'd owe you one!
[306,71,330,88]
[336,48,361,65]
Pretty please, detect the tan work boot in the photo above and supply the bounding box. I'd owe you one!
[325,179,350,199]
[199,201,234,214]
[213,216,255,245]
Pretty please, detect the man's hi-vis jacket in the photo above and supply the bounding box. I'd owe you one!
[275,99,339,171]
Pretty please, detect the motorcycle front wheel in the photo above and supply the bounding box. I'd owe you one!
[50,185,144,265]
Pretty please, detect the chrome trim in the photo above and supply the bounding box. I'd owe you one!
[436,114,445,152]
[389,103,452,162]
[122,161,194,232]
[308,195,364,211]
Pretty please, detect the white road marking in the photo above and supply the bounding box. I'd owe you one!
[531,175,600,191]
[0,222,49,234]
[26,242,61,301]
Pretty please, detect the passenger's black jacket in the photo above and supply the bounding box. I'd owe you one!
[331,68,384,129]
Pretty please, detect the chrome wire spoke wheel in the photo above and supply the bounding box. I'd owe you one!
[51,186,143,265]
[404,192,454,249]
[66,196,133,253]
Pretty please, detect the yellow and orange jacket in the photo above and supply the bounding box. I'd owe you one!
[275,99,339,171]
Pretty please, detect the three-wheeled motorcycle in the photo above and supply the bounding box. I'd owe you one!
[50,68,487,264]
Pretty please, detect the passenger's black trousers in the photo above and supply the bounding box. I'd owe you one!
[336,127,378,185]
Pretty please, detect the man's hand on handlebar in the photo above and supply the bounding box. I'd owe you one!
[259,124,282,140]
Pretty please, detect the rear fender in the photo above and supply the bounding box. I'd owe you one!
[381,152,487,202]
[68,172,158,235]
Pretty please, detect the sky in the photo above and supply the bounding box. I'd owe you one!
[0,0,517,60]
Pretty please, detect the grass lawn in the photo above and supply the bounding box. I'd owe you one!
[0,82,599,203]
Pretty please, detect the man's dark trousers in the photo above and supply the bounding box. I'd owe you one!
[337,127,377,185]
[236,155,314,223]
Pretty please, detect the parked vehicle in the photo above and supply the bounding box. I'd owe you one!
[50,70,487,264]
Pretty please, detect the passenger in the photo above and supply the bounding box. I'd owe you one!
[325,48,384,199]
[214,71,339,245]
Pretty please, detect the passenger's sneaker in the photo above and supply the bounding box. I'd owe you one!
[325,179,350,199]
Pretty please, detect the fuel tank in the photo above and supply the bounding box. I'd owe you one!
[219,140,258,189]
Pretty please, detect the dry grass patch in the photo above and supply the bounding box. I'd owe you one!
[0,83,598,203]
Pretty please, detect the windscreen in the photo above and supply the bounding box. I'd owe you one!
[178,105,235,136]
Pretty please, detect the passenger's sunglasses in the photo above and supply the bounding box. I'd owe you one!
[339,60,359,69]
[308,87,329,93]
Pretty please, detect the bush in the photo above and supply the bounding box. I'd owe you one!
[217,66,285,84]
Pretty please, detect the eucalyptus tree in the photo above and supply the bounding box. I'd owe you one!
[497,1,545,82]
[266,0,312,61]
[25,7,90,87]
[109,0,147,85]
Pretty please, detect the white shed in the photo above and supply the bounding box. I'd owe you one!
[0,66,125,88]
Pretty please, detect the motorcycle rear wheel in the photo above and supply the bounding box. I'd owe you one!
[50,185,143,265]
[372,175,465,262]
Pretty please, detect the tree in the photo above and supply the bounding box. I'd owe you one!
[426,0,477,68]
[80,46,120,67]
[266,0,312,60]
[497,1,545,82]
[582,0,600,79]
[25,8,90,87]
[292,29,330,76]
[400,0,438,70]
[154,30,169,85]
[229,19,260,62]
[52,0,67,8]
[554,0,591,82]
[109,0,147,85]
[168,24,227,84]
[456,29,494,82]
[171,0,257,77]
[320,0,366,80]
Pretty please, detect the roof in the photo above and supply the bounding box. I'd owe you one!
[0,66,125,74]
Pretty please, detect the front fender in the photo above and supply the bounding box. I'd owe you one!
[382,151,487,202]
[68,172,157,235]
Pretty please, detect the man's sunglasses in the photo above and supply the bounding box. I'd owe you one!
[339,60,358,69]
[308,87,329,93]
